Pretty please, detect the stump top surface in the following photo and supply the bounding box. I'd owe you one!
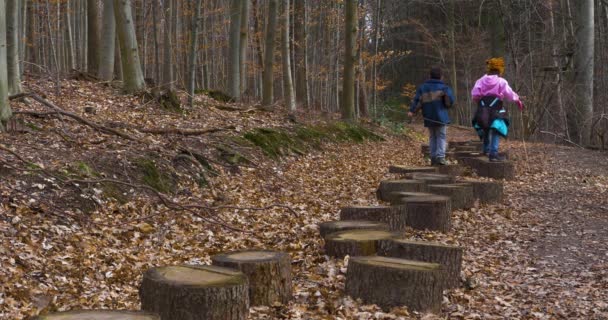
[154,265,243,286]
[341,205,391,211]
[37,311,160,320]
[327,229,395,241]
[383,179,425,184]
[227,251,279,261]
[408,173,451,179]
[404,195,450,203]
[391,238,462,249]
[351,256,441,271]
[428,184,467,190]
[320,220,388,228]
[392,192,434,198]
[389,165,437,172]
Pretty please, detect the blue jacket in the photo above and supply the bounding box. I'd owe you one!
[409,79,455,127]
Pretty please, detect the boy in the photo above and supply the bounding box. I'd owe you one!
[471,58,524,161]
[408,67,455,166]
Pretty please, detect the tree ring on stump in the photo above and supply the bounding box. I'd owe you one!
[318,220,389,238]
[211,250,292,306]
[324,229,397,258]
[345,256,445,312]
[33,311,160,320]
[378,238,463,288]
[339,206,408,231]
[139,265,249,320]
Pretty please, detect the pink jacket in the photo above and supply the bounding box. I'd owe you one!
[471,75,520,103]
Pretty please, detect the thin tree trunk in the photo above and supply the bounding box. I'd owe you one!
[161,0,173,90]
[98,0,115,80]
[65,0,76,70]
[372,0,381,118]
[571,0,594,145]
[6,0,22,94]
[281,0,295,114]
[228,0,242,99]
[447,0,458,122]
[0,0,13,130]
[239,0,250,98]
[87,0,100,74]
[152,0,160,84]
[262,0,278,107]
[341,0,357,121]
[549,0,567,138]
[114,0,145,93]
[294,0,308,109]
[188,0,203,107]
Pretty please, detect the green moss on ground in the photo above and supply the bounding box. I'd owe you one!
[135,158,174,193]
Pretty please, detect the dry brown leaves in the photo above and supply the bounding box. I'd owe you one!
[0,79,607,319]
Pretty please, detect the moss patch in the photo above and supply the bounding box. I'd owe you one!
[135,158,173,193]
[243,122,384,159]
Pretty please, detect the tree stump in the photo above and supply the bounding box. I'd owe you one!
[405,173,454,185]
[345,256,445,312]
[403,195,451,232]
[340,206,408,231]
[436,164,466,177]
[324,229,397,258]
[453,151,483,161]
[318,220,389,238]
[427,183,474,210]
[465,158,515,180]
[388,165,437,175]
[458,180,504,204]
[387,192,434,206]
[34,311,160,320]
[139,265,249,320]
[454,145,479,152]
[211,250,292,306]
[378,238,463,288]
[376,179,427,202]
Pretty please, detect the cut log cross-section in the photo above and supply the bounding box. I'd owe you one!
[378,238,463,288]
[388,165,437,175]
[458,180,504,204]
[340,206,408,231]
[405,173,455,185]
[345,256,445,312]
[33,311,161,320]
[388,192,435,206]
[427,183,474,210]
[376,179,427,202]
[437,164,467,177]
[463,157,515,180]
[403,195,452,232]
[140,265,249,320]
[324,229,397,258]
[318,220,389,238]
[211,250,292,306]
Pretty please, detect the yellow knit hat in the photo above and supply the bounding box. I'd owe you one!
[486,57,505,75]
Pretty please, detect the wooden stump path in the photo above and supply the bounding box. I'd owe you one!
[324,229,398,258]
[318,220,389,238]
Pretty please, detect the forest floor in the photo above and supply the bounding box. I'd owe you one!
[0,79,607,319]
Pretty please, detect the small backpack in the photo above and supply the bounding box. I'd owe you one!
[474,96,506,130]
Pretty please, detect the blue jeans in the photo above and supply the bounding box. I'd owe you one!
[483,129,500,155]
[428,126,447,159]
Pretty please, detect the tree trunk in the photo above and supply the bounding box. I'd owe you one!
[294,0,308,108]
[140,265,249,320]
[489,0,505,58]
[98,0,115,81]
[457,179,504,204]
[87,0,100,74]
[114,0,145,93]
[262,0,278,107]
[228,0,242,99]
[161,0,173,90]
[427,183,474,210]
[0,0,12,130]
[376,179,427,202]
[571,0,594,145]
[65,0,76,71]
[188,0,203,107]
[211,250,292,306]
[345,256,445,312]
[341,0,357,121]
[403,195,452,232]
[281,0,295,114]
[6,0,22,94]
[239,0,250,97]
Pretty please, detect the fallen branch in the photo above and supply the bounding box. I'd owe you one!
[539,131,585,149]
[10,92,137,140]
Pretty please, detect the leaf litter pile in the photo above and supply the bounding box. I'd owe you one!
[0,79,607,319]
